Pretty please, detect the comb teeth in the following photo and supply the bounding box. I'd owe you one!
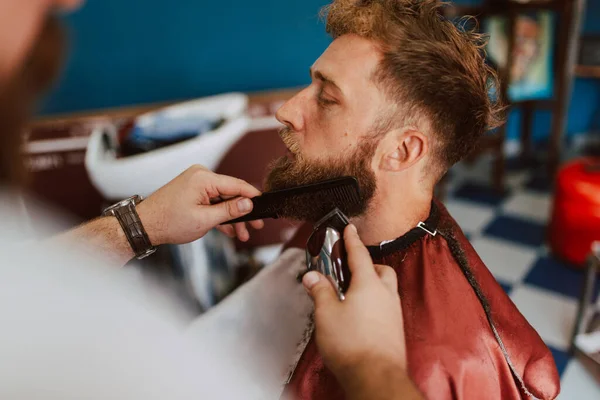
[278,185,360,212]
[327,187,358,212]
[333,186,360,204]
[223,176,361,224]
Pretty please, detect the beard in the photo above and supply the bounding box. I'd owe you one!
[0,17,65,186]
[264,127,379,222]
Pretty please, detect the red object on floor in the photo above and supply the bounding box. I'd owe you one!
[549,158,600,266]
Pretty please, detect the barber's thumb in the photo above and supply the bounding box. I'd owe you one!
[303,271,338,304]
[207,197,253,226]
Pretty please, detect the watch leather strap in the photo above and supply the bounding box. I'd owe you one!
[114,202,154,259]
[104,196,155,259]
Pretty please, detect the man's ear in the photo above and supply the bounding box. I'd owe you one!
[379,128,429,172]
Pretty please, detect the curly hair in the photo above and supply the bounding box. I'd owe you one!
[322,0,505,174]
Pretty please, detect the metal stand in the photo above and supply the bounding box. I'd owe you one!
[570,245,599,354]
[569,241,600,389]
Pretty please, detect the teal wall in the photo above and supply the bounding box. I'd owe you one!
[42,0,600,142]
[42,0,331,114]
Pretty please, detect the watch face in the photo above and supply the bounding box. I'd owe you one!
[103,195,140,215]
[120,195,139,207]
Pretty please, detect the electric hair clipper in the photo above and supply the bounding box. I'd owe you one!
[305,208,351,301]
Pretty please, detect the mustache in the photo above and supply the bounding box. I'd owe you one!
[278,126,302,156]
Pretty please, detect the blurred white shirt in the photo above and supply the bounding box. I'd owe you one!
[0,190,311,399]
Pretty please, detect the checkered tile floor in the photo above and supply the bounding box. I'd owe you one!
[444,158,600,399]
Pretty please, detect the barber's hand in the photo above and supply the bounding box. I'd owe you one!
[302,224,408,396]
[137,165,264,246]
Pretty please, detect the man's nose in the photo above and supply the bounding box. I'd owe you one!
[276,89,308,133]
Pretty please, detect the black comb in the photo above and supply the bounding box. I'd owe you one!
[223,176,361,224]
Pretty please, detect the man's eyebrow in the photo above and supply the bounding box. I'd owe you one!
[309,67,343,95]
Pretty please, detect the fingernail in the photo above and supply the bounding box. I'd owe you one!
[302,271,320,290]
[349,224,357,234]
[238,198,253,213]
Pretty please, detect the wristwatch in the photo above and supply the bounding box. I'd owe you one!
[102,195,156,259]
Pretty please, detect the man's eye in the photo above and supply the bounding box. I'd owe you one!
[317,95,337,107]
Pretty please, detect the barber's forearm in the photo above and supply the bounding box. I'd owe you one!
[53,216,135,267]
[342,360,424,400]
[47,166,263,267]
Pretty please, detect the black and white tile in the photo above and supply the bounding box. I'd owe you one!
[445,159,600,399]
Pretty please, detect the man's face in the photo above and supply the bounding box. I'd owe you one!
[0,0,82,84]
[0,0,81,185]
[266,34,393,221]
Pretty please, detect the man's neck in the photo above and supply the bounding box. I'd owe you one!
[352,189,432,248]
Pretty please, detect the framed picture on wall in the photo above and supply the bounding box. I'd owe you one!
[484,11,555,102]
